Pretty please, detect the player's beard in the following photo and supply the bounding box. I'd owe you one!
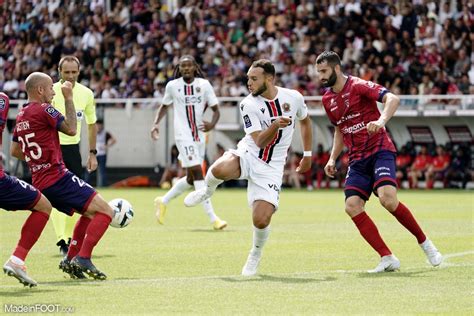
[252,82,267,96]
[321,68,337,88]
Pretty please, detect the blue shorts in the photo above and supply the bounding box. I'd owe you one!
[42,171,97,216]
[0,175,41,211]
[345,150,397,201]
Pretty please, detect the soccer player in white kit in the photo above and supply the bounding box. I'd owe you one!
[184,59,313,276]
[150,55,227,230]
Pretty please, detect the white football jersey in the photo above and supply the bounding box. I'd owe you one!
[238,87,308,171]
[162,77,219,142]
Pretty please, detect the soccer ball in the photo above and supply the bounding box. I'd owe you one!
[109,198,134,228]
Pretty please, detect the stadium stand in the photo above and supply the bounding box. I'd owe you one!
[0,1,472,99]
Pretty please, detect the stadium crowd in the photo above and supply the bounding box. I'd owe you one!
[0,0,473,101]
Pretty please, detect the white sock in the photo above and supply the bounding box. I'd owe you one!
[251,225,270,255]
[162,177,192,204]
[205,169,224,194]
[10,255,25,266]
[194,180,218,222]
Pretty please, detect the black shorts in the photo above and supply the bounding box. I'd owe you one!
[61,144,83,179]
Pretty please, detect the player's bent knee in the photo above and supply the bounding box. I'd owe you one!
[379,196,398,212]
[345,198,364,217]
[86,195,114,218]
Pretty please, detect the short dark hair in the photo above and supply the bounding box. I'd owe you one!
[58,55,81,70]
[251,59,275,76]
[316,51,341,67]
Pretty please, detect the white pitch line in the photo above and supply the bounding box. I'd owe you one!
[0,250,472,289]
[442,250,474,259]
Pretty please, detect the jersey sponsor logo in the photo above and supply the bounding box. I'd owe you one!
[341,122,366,134]
[243,114,252,128]
[267,183,280,192]
[46,106,60,118]
[336,112,360,125]
[0,97,5,110]
[185,96,202,104]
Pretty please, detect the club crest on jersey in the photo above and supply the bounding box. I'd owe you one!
[282,103,291,112]
[196,87,201,93]
[0,97,5,110]
[46,106,60,118]
[243,114,252,128]
[188,156,193,161]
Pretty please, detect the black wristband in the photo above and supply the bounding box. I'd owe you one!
[89,149,98,155]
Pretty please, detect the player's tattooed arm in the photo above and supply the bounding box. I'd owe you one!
[10,141,25,160]
[59,81,77,136]
[251,116,291,148]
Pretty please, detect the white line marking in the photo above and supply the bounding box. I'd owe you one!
[0,251,472,289]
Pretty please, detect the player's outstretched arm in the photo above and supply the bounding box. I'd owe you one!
[10,141,25,160]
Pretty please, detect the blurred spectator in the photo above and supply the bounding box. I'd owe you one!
[425,145,451,189]
[85,119,116,187]
[335,150,349,188]
[158,144,184,189]
[0,0,472,100]
[408,145,432,189]
[283,152,304,189]
[396,145,413,188]
[445,147,471,189]
[312,144,331,189]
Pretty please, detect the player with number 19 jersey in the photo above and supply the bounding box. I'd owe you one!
[12,102,67,191]
[162,77,218,143]
[238,87,308,172]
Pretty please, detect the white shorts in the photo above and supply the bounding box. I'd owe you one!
[176,140,205,168]
[228,147,283,210]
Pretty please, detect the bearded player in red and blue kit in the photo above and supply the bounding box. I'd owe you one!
[11,72,114,280]
[0,92,53,287]
[316,51,442,272]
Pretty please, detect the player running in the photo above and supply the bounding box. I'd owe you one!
[150,55,226,230]
[316,51,442,272]
[184,59,313,276]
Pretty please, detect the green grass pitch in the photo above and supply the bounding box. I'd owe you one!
[1,189,473,314]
